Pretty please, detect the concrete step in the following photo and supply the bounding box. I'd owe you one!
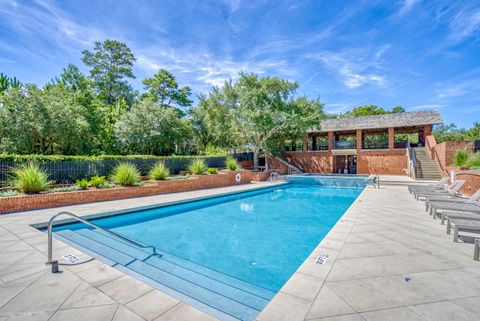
[56,228,274,321]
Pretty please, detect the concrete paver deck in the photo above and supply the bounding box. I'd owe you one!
[0,181,479,321]
[258,184,480,321]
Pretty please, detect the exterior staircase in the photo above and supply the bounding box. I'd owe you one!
[273,156,303,174]
[414,147,441,180]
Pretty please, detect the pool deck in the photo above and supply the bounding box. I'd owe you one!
[1,180,479,320]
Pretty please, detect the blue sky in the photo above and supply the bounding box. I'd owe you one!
[1,0,479,128]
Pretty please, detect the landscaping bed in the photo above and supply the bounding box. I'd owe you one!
[0,170,265,214]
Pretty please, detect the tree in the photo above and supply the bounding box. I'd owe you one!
[189,87,241,151]
[433,122,480,143]
[82,40,136,105]
[114,101,192,155]
[0,84,91,154]
[55,64,88,92]
[391,106,406,113]
[141,69,192,111]
[465,122,480,141]
[230,73,319,170]
[342,105,405,117]
[0,73,20,95]
[432,123,466,143]
[277,97,325,152]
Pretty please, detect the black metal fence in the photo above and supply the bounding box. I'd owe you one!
[0,156,227,186]
[232,152,254,161]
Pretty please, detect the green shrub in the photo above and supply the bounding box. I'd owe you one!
[49,186,82,193]
[149,162,170,180]
[0,154,227,185]
[225,157,240,170]
[0,190,20,197]
[207,167,218,174]
[189,159,207,175]
[11,162,52,193]
[76,179,89,190]
[465,152,480,169]
[452,149,469,166]
[110,162,141,186]
[203,145,229,157]
[89,175,107,188]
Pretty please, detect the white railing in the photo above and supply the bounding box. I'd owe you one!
[274,156,303,174]
[46,211,160,272]
[406,141,417,179]
[269,171,286,183]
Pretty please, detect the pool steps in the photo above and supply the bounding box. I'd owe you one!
[56,228,275,321]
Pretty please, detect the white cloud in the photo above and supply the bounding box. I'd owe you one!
[324,103,354,114]
[397,0,420,17]
[409,104,445,110]
[375,44,391,60]
[448,6,480,43]
[308,50,386,89]
[135,46,292,91]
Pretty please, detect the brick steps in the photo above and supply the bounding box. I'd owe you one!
[414,147,441,179]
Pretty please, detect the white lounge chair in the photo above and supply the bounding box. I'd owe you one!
[424,188,480,212]
[446,218,480,242]
[432,202,480,220]
[413,180,465,200]
[408,177,449,194]
[440,211,480,225]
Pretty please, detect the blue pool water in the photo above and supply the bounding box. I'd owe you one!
[51,183,363,320]
[287,174,374,188]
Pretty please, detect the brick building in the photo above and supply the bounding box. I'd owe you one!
[281,110,443,176]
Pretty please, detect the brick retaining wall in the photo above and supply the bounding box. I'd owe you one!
[456,171,480,197]
[0,171,262,214]
[357,150,408,175]
[436,141,474,169]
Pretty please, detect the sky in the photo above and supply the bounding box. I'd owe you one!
[0,0,479,128]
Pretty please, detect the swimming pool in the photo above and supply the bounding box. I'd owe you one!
[50,183,363,320]
[286,173,375,188]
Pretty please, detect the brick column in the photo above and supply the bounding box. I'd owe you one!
[424,125,432,136]
[328,131,334,173]
[388,127,395,150]
[328,131,334,151]
[356,129,362,152]
[303,134,308,152]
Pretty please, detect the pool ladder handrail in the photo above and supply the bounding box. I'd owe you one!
[373,175,380,189]
[270,171,286,183]
[46,211,160,265]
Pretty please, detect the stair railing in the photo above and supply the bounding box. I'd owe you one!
[425,135,448,177]
[406,141,417,179]
[46,211,160,269]
[274,156,303,174]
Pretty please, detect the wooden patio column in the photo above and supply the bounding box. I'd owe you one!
[302,134,308,152]
[388,127,395,150]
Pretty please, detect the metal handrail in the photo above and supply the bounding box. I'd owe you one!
[47,211,160,264]
[431,146,449,177]
[274,156,303,174]
[407,141,417,179]
[270,171,286,183]
[373,175,380,189]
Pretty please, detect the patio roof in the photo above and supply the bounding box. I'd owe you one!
[311,110,443,133]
